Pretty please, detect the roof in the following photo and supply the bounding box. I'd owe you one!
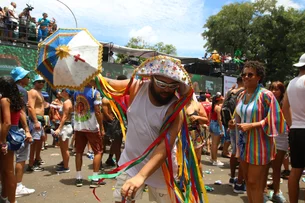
[101,42,205,65]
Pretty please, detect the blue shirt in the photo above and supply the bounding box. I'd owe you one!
[38,18,50,27]
[73,87,102,132]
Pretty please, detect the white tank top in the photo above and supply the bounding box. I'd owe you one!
[118,81,177,188]
[287,75,305,128]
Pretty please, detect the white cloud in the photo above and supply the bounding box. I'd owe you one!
[2,0,205,57]
[276,0,302,9]
[129,26,158,44]
[250,0,302,9]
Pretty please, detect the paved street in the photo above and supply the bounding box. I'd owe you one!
[19,140,302,203]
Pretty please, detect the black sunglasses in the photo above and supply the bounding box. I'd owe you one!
[37,80,45,84]
[241,73,254,78]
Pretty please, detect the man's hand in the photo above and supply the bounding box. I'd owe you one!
[121,174,145,201]
[100,129,105,137]
[54,129,60,137]
[25,132,33,143]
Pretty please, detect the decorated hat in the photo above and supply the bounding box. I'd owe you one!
[134,56,192,94]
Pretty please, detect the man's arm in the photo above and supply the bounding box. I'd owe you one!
[20,110,32,142]
[104,77,130,91]
[28,90,40,130]
[282,92,291,127]
[94,91,105,135]
[101,98,114,121]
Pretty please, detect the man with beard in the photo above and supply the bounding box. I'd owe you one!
[10,67,35,197]
[27,75,46,172]
[103,56,191,203]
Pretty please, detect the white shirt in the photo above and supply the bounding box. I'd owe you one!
[287,74,305,129]
[118,82,177,188]
[8,5,18,23]
[236,100,255,123]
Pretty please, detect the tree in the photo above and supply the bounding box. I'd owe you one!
[115,37,177,64]
[202,0,305,82]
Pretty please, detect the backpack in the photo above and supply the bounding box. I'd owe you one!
[221,89,244,128]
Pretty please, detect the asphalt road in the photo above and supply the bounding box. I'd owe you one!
[18,140,303,203]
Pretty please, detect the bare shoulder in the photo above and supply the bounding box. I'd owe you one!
[102,97,110,104]
[28,89,38,97]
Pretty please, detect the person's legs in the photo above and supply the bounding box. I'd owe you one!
[112,136,123,164]
[28,142,36,167]
[195,146,203,176]
[75,131,87,172]
[37,28,42,42]
[272,150,286,195]
[288,168,303,203]
[1,150,17,203]
[87,132,103,173]
[288,129,305,203]
[60,138,70,169]
[211,133,221,161]
[240,161,252,203]
[15,142,35,197]
[246,163,270,203]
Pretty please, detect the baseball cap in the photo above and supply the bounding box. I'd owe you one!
[215,92,224,101]
[205,93,211,98]
[33,75,44,83]
[10,67,30,82]
[293,53,305,67]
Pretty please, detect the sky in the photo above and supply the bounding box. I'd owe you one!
[0,0,304,58]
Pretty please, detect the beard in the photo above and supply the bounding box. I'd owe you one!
[149,83,175,105]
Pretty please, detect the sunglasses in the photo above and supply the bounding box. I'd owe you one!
[241,73,254,78]
[37,80,45,84]
[153,77,179,90]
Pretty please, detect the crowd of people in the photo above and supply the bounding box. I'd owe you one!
[0,1,57,47]
[0,53,305,203]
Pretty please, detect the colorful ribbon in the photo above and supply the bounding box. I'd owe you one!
[90,74,209,203]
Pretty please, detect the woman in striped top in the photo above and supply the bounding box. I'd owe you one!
[229,61,286,203]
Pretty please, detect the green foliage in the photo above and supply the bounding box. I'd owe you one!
[202,0,305,82]
[0,45,38,90]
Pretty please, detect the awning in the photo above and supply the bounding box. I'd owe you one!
[101,42,205,65]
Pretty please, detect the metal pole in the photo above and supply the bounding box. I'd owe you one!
[56,0,78,28]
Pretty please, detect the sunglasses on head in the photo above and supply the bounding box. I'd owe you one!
[37,80,45,84]
[241,73,254,78]
[153,77,179,90]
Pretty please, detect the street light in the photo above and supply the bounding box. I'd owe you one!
[56,0,78,28]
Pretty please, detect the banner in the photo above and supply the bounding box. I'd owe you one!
[223,75,237,96]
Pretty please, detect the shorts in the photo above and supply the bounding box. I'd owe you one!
[75,131,103,155]
[230,129,237,155]
[29,120,44,140]
[275,131,289,152]
[16,142,30,163]
[113,172,172,203]
[60,124,73,142]
[7,21,17,31]
[209,120,224,136]
[289,129,305,168]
